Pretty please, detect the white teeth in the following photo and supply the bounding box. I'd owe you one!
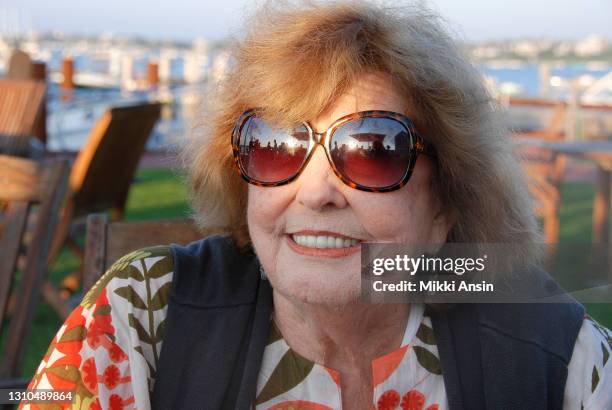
[335,237,344,248]
[306,236,316,248]
[327,236,335,248]
[316,236,328,248]
[292,235,359,249]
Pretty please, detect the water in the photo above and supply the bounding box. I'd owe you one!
[46,83,204,152]
[43,62,612,152]
[46,48,200,80]
[480,62,611,97]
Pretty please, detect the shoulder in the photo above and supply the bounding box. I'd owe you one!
[170,234,262,307]
[82,233,260,318]
[82,233,252,308]
[81,245,175,309]
[81,244,177,387]
[24,245,178,409]
[83,244,177,390]
[565,316,612,409]
[473,266,586,363]
[475,301,585,362]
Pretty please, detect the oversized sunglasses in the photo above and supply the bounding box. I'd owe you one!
[231,109,435,192]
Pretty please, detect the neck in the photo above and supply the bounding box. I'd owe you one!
[272,290,411,371]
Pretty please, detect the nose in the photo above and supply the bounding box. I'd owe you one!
[295,145,348,211]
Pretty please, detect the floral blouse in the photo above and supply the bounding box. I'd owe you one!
[20,247,612,410]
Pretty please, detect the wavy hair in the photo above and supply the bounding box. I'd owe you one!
[182,0,541,270]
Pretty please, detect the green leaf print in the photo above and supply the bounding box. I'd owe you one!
[134,346,157,380]
[155,318,167,343]
[416,323,437,345]
[255,349,315,405]
[603,342,610,367]
[81,246,172,308]
[94,304,111,317]
[592,366,599,393]
[72,375,97,410]
[111,250,153,272]
[114,263,146,282]
[413,345,442,375]
[134,345,145,357]
[114,285,147,309]
[147,255,174,279]
[129,313,154,344]
[58,325,87,343]
[45,365,81,383]
[149,282,172,311]
[76,246,173,398]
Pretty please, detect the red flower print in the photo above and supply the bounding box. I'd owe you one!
[109,343,128,363]
[86,328,103,349]
[29,307,87,391]
[92,311,114,334]
[323,367,341,387]
[86,289,116,349]
[378,389,400,410]
[87,318,114,348]
[401,389,426,410]
[108,394,124,410]
[81,358,98,393]
[90,399,102,410]
[103,365,121,389]
[425,405,438,410]
[372,345,409,387]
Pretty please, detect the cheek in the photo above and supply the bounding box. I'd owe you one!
[247,186,290,235]
[354,161,440,242]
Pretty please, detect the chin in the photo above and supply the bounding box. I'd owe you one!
[268,267,362,307]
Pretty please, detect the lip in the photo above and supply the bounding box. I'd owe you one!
[285,231,362,258]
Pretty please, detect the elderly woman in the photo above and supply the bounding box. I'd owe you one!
[24,1,610,409]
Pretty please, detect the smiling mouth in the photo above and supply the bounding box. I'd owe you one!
[291,233,359,249]
[286,231,362,257]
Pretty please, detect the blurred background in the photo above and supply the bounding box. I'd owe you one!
[0,0,611,381]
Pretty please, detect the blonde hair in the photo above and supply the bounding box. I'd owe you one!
[183,0,541,269]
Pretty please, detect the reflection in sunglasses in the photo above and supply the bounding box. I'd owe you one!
[235,112,423,189]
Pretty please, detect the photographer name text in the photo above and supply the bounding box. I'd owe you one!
[372,279,494,293]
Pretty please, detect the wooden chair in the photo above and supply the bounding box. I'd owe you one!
[44,102,162,313]
[0,79,46,157]
[82,214,226,289]
[511,99,568,243]
[0,155,69,383]
[43,102,162,317]
[6,49,33,79]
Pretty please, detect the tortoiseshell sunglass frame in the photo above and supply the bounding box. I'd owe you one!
[231,109,436,193]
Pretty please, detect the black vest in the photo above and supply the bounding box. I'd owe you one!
[152,236,585,409]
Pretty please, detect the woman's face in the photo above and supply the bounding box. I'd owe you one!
[247,72,453,306]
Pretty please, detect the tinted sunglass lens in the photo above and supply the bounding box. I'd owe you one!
[330,117,413,188]
[238,116,310,183]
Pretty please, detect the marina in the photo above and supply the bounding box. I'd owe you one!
[1,32,611,153]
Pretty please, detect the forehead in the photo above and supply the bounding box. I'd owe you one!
[309,72,411,131]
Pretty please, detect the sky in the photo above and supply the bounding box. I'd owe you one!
[0,0,610,42]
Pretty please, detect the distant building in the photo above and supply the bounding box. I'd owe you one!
[513,41,540,59]
[575,35,609,57]
[471,45,500,59]
[553,42,573,57]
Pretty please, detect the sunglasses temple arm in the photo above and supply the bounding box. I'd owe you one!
[415,136,437,158]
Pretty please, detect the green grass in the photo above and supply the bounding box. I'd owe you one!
[557,182,612,327]
[10,173,612,378]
